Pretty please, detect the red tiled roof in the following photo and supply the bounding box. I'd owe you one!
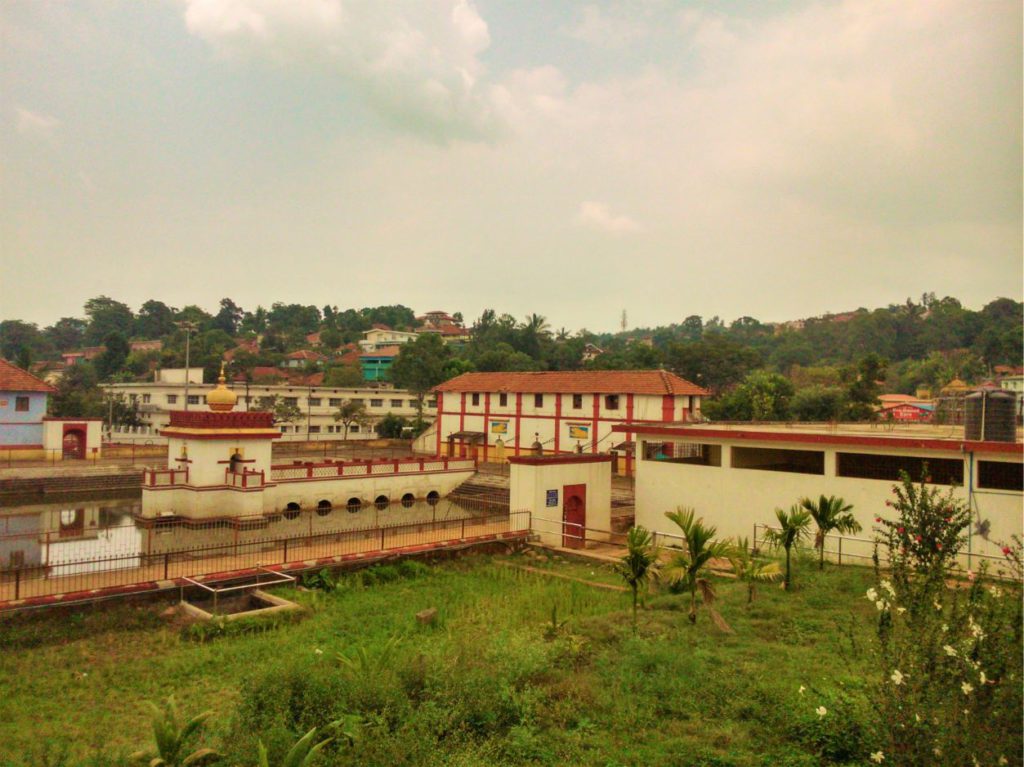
[434,370,709,396]
[360,346,401,358]
[337,350,362,365]
[285,350,328,361]
[0,359,57,393]
[370,323,392,331]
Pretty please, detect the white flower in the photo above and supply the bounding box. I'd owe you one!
[968,616,985,639]
[890,669,905,686]
[961,682,974,695]
[914,713,920,723]
[999,756,1009,765]
[933,747,943,757]
[816,706,827,718]
[989,585,1003,598]
[943,645,957,657]
[870,751,885,763]
[866,587,879,602]
[798,685,806,695]
[941,623,949,633]
[979,671,988,685]
[896,606,907,614]
[314,648,323,655]
[880,579,895,597]
[933,599,943,611]
[875,599,889,611]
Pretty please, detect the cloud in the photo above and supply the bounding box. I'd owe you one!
[182,0,504,142]
[575,201,641,234]
[14,106,59,136]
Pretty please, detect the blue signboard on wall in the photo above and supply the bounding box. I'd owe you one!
[546,489,558,507]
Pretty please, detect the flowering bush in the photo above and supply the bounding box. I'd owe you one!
[864,471,1022,765]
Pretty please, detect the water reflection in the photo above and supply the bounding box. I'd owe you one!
[0,496,490,570]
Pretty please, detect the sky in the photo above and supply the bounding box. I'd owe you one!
[1,0,1021,333]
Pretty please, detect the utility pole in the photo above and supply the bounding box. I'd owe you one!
[176,321,198,411]
[620,310,627,333]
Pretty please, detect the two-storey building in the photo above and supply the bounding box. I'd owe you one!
[428,370,707,476]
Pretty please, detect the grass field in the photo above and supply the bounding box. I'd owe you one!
[0,549,1011,766]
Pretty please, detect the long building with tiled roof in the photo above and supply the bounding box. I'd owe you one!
[429,370,708,476]
[0,359,57,448]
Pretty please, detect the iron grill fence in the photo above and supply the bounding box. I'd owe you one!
[0,510,530,607]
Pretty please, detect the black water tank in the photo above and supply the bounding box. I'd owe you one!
[964,390,1017,442]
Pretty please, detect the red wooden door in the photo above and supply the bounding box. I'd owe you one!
[62,431,84,459]
[562,484,586,549]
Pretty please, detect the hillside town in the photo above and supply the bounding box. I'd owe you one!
[2,2,1022,765]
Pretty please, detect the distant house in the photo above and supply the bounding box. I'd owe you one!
[129,339,163,354]
[223,338,260,362]
[581,343,604,363]
[359,328,419,351]
[0,360,56,448]
[305,331,322,347]
[61,347,105,366]
[416,324,470,344]
[281,350,328,369]
[360,346,401,382]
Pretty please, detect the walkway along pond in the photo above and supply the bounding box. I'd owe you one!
[0,494,527,610]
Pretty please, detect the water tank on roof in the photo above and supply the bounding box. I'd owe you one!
[964,390,1017,443]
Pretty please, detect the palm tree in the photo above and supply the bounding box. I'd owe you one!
[664,507,733,626]
[612,526,660,634]
[729,537,781,604]
[800,495,860,570]
[555,327,571,342]
[763,505,812,591]
[129,696,220,767]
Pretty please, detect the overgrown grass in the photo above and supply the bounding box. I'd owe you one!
[0,551,1015,766]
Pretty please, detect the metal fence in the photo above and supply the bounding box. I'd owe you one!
[752,523,1010,575]
[0,510,530,607]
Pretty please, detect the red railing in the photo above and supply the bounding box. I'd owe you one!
[225,469,266,489]
[143,467,189,487]
[270,456,475,482]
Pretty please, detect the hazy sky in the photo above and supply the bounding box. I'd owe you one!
[2,1,1021,332]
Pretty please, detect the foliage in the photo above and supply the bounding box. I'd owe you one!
[389,334,450,416]
[858,473,1023,765]
[729,537,782,603]
[763,505,812,590]
[129,696,219,767]
[704,370,794,421]
[375,413,409,439]
[789,385,848,421]
[663,508,733,628]
[253,396,302,426]
[799,495,860,570]
[322,364,364,387]
[257,719,358,767]
[610,526,660,634]
[300,568,337,593]
[331,400,368,440]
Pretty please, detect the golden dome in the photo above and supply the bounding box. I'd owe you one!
[207,363,237,412]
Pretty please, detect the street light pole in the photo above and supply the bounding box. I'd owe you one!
[176,321,198,411]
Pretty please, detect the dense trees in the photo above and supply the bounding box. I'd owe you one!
[1,294,1020,424]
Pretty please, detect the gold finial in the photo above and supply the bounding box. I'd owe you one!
[207,360,238,412]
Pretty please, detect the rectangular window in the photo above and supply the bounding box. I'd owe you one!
[732,446,824,475]
[534,394,544,408]
[187,395,200,405]
[391,399,403,407]
[166,395,178,404]
[350,424,360,433]
[329,398,342,407]
[142,394,151,404]
[129,394,138,403]
[977,461,1023,492]
[836,452,963,486]
[308,425,321,434]
[499,393,508,407]
[605,395,620,410]
[280,425,288,433]
[351,398,364,405]
[283,397,298,407]
[572,394,583,409]
[409,400,417,408]
[642,441,721,466]
[427,399,437,408]
[472,393,480,406]
[308,397,321,407]
[370,399,383,408]
[14,396,29,412]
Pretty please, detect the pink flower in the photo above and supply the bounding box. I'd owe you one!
[915,535,922,543]
[1002,546,1012,556]
[936,543,943,551]
[875,517,883,523]
[898,527,905,534]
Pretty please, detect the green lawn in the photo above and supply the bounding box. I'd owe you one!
[0,551,996,766]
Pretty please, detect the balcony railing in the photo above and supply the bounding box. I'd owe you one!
[225,469,266,489]
[270,456,475,482]
[143,467,189,487]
